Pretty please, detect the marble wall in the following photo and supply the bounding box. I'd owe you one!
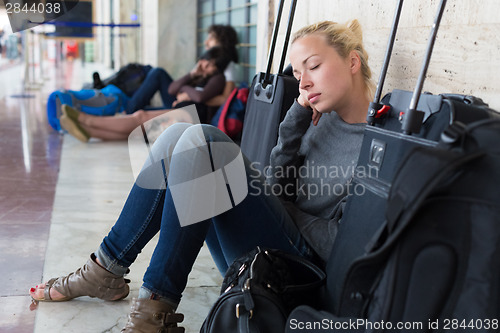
[258,0,500,110]
[156,0,198,78]
[138,0,197,78]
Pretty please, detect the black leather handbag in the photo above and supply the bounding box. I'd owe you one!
[200,247,326,333]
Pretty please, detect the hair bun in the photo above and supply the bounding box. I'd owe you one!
[347,19,363,42]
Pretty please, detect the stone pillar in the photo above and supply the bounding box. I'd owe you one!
[117,0,140,67]
[158,0,197,78]
[141,0,197,78]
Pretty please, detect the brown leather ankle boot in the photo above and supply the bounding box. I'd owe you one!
[121,298,185,333]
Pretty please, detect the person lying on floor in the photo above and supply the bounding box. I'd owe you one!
[60,46,229,142]
[30,19,375,332]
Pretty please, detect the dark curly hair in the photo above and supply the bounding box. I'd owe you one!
[208,24,239,63]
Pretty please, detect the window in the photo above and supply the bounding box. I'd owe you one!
[197,0,257,84]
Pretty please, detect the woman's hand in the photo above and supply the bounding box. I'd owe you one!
[190,61,204,78]
[298,93,322,126]
[173,92,191,107]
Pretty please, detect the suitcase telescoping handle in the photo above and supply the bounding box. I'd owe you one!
[402,0,447,135]
[367,0,405,125]
[263,0,297,85]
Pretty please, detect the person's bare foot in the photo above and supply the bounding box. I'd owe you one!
[29,282,65,301]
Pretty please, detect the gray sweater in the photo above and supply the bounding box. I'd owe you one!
[267,101,365,261]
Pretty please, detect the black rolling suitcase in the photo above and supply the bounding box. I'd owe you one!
[286,0,500,330]
[240,0,299,173]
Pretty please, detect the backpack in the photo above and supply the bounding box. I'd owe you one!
[287,118,500,332]
[211,84,249,140]
[47,84,129,131]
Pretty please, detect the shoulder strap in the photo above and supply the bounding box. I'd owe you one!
[383,119,500,242]
[385,146,484,235]
[217,87,239,133]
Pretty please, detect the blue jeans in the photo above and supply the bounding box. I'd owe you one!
[125,67,176,114]
[95,124,317,304]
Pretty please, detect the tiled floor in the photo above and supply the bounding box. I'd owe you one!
[0,57,221,333]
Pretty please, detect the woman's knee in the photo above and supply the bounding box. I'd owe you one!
[137,123,193,184]
[148,67,167,80]
[149,123,238,170]
[152,123,193,152]
[132,109,147,123]
[174,124,233,151]
[190,124,232,143]
[177,124,242,170]
[167,125,248,226]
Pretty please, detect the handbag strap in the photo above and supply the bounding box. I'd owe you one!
[236,279,260,333]
[237,312,260,333]
[238,278,260,333]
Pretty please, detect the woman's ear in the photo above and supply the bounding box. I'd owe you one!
[349,50,361,74]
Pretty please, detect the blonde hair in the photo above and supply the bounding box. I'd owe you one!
[292,20,375,100]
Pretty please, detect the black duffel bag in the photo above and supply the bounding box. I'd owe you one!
[200,247,325,333]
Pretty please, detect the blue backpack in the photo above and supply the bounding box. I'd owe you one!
[47,84,129,131]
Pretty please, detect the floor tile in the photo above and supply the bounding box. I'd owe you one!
[0,296,36,333]
[0,223,50,295]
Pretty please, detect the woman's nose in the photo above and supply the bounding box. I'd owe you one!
[299,75,312,90]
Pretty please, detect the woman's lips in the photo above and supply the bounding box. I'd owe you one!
[308,93,321,104]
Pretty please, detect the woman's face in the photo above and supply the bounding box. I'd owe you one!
[290,33,356,113]
[199,59,218,76]
[204,32,220,50]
